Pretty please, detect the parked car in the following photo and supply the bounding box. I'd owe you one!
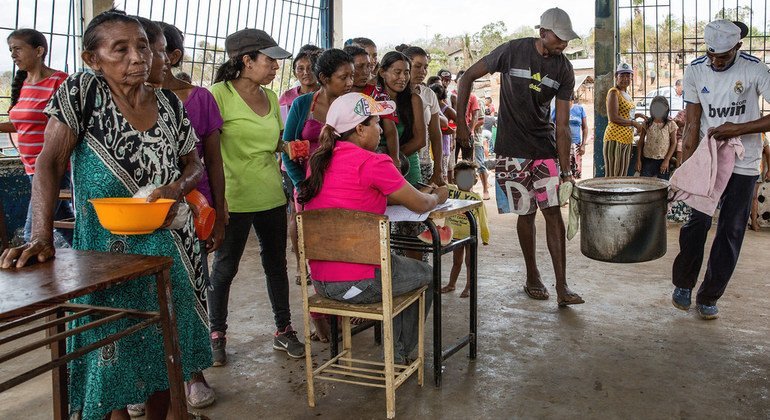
[636,86,684,117]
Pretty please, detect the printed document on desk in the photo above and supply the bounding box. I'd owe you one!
[385,205,430,222]
[385,201,454,222]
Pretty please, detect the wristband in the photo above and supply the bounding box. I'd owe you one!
[560,170,573,178]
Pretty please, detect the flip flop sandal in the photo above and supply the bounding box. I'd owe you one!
[557,294,585,307]
[523,285,550,300]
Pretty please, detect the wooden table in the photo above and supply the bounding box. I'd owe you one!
[329,199,482,387]
[0,249,188,420]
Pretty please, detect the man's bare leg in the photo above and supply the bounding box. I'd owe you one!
[542,206,583,305]
[517,212,548,299]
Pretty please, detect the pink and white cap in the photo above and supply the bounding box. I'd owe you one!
[325,92,396,136]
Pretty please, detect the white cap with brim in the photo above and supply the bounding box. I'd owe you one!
[535,7,580,41]
[326,93,396,136]
[616,62,633,74]
[704,19,741,54]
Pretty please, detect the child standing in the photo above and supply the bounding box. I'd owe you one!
[441,160,490,297]
[635,96,677,179]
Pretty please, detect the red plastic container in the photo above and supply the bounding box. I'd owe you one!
[186,189,216,240]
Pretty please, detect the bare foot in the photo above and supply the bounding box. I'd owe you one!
[483,191,491,200]
[441,285,456,293]
[459,288,470,298]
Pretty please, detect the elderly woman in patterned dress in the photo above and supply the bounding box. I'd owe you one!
[0,9,211,420]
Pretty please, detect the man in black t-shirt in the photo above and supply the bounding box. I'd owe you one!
[456,7,583,307]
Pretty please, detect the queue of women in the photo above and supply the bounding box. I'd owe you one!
[0,7,455,419]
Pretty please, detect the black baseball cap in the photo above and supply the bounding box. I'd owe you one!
[438,69,451,79]
[225,29,292,60]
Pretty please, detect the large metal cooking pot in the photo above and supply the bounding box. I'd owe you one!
[572,177,669,263]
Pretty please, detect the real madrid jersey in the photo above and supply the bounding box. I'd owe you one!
[683,51,770,176]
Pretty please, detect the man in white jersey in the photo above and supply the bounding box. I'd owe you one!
[672,19,770,319]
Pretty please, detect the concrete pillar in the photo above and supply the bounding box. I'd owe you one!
[83,0,114,27]
[320,0,344,49]
[594,0,615,177]
[332,0,343,48]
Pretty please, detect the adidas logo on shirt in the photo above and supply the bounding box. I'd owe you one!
[701,86,710,94]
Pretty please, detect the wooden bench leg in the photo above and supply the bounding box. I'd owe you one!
[154,269,188,420]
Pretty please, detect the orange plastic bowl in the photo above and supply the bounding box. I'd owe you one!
[89,198,175,235]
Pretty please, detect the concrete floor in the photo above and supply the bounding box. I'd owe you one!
[2,188,770,419]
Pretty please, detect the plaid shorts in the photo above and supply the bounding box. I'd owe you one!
[495,156,560,215]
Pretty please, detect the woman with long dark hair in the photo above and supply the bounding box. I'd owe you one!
[398,45,444,186]
[376,51,426,186]
[282,48,353,341]
[1,28,74,244]
[282,48,353,188]
[298,92,447,364]
[207,28,305,364]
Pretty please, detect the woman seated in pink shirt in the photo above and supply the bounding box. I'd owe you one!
[297,92,448,364]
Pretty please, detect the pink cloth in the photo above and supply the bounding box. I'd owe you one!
[669,134,744,216]
[304,141,406,281]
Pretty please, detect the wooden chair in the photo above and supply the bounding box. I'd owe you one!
[297,209,426,419]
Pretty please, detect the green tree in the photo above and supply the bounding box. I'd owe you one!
[473,21,508,57]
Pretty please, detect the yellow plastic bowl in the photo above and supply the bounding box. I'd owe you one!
[89,197,176,235]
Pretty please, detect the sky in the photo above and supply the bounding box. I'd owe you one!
[341,1,596,46]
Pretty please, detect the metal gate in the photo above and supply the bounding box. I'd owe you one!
[120,0,326,89]
[616,0,769,113]
[1,0,329,153]
[594,0,770,177]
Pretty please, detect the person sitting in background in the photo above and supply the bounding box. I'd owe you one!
[635,96,677,180]
[441,160,489,298]
[298,92,448,365]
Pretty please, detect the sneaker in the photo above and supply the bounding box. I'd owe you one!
[210,331,227,367]
[696,303,719,320]
[671,287,692,311]
[127,403,145,418]
[186,379,216,409]
[273,325,305,358]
